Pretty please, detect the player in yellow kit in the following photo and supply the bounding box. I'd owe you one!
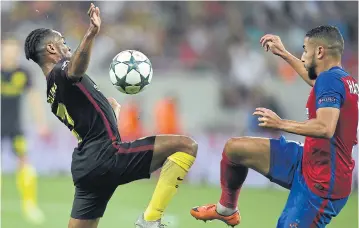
[1,37,49,224]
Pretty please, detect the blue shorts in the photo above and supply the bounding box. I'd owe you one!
[269,136,349,228]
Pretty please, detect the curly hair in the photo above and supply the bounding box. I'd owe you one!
[24,28,53,63]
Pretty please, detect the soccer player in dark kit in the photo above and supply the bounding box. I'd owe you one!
[24,3,197,228]
[190,26,358,227]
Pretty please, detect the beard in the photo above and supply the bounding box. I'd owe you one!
[307,57,318,80]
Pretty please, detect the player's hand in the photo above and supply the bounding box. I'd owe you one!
[87,3,101,36]
[260,34,287,57]
[107,97,121,120]
[253,107,283,129]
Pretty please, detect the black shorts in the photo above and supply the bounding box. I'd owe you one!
[71,136,156,220]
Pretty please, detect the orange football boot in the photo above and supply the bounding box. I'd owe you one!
[190,204,241,227]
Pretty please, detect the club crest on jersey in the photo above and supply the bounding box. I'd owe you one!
[61,60,69,70]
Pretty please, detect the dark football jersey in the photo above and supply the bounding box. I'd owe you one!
[46,58,121,176]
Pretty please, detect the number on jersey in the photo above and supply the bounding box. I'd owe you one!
[347,80,359,95]
[56,103,82,142]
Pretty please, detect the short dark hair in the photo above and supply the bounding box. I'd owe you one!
[305,25,344,56]
[24,28,53,64]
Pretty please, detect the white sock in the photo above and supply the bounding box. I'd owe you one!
[216,202,238,216]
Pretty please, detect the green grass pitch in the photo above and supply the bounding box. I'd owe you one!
[1,175,357,228]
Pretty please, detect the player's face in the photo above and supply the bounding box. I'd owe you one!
[301,37,318,80]
[306,56,318,80]
[50,31,72,59]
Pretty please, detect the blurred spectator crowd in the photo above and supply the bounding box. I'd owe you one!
[2,1,358,138]
[2,1,357,74]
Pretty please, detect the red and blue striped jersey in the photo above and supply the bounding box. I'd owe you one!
[304,66,358,199]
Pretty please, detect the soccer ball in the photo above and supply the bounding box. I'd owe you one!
[109,50,153,94]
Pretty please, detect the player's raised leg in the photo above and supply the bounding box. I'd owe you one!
[190,137,271,227]
[190,135,302,227]
[135,135,198,227]
[12,135,45,225]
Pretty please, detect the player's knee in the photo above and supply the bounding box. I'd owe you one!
[177,135,198,158]
[223,137,250,161]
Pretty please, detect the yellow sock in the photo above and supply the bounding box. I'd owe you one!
[16,164,38,209]
[144,152,195,221]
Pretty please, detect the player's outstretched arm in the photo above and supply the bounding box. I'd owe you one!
[67,3,101,80]
[260,34,315,87]
[253,107,339,139]
[281,51,315,87]
[279,108,339,139]
[254,73,344,138]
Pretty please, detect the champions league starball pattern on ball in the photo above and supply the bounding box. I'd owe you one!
[109,50,153,94]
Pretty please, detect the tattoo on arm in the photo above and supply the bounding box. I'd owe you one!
[67,31,95,79]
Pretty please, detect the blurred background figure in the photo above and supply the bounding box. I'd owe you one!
[118,99,143,142]
[1,1,357,228]
[154,94,182,135]
[1,37,49,225]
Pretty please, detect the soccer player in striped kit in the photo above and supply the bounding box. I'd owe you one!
[191,25,358,227]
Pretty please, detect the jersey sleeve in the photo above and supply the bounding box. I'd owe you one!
[314,72,345,110]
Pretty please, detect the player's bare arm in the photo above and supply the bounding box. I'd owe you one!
[67,3,101,80]
[107,97,121,121]
[253,107,340,139]
[260,34,315,87]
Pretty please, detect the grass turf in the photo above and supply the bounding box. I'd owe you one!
[1,175,357,228]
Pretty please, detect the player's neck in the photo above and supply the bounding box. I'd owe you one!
[41,62,56,78]
[317,59,342,75]
[41,56,63,77]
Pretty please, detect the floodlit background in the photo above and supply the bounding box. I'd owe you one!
[1,1,358,228]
